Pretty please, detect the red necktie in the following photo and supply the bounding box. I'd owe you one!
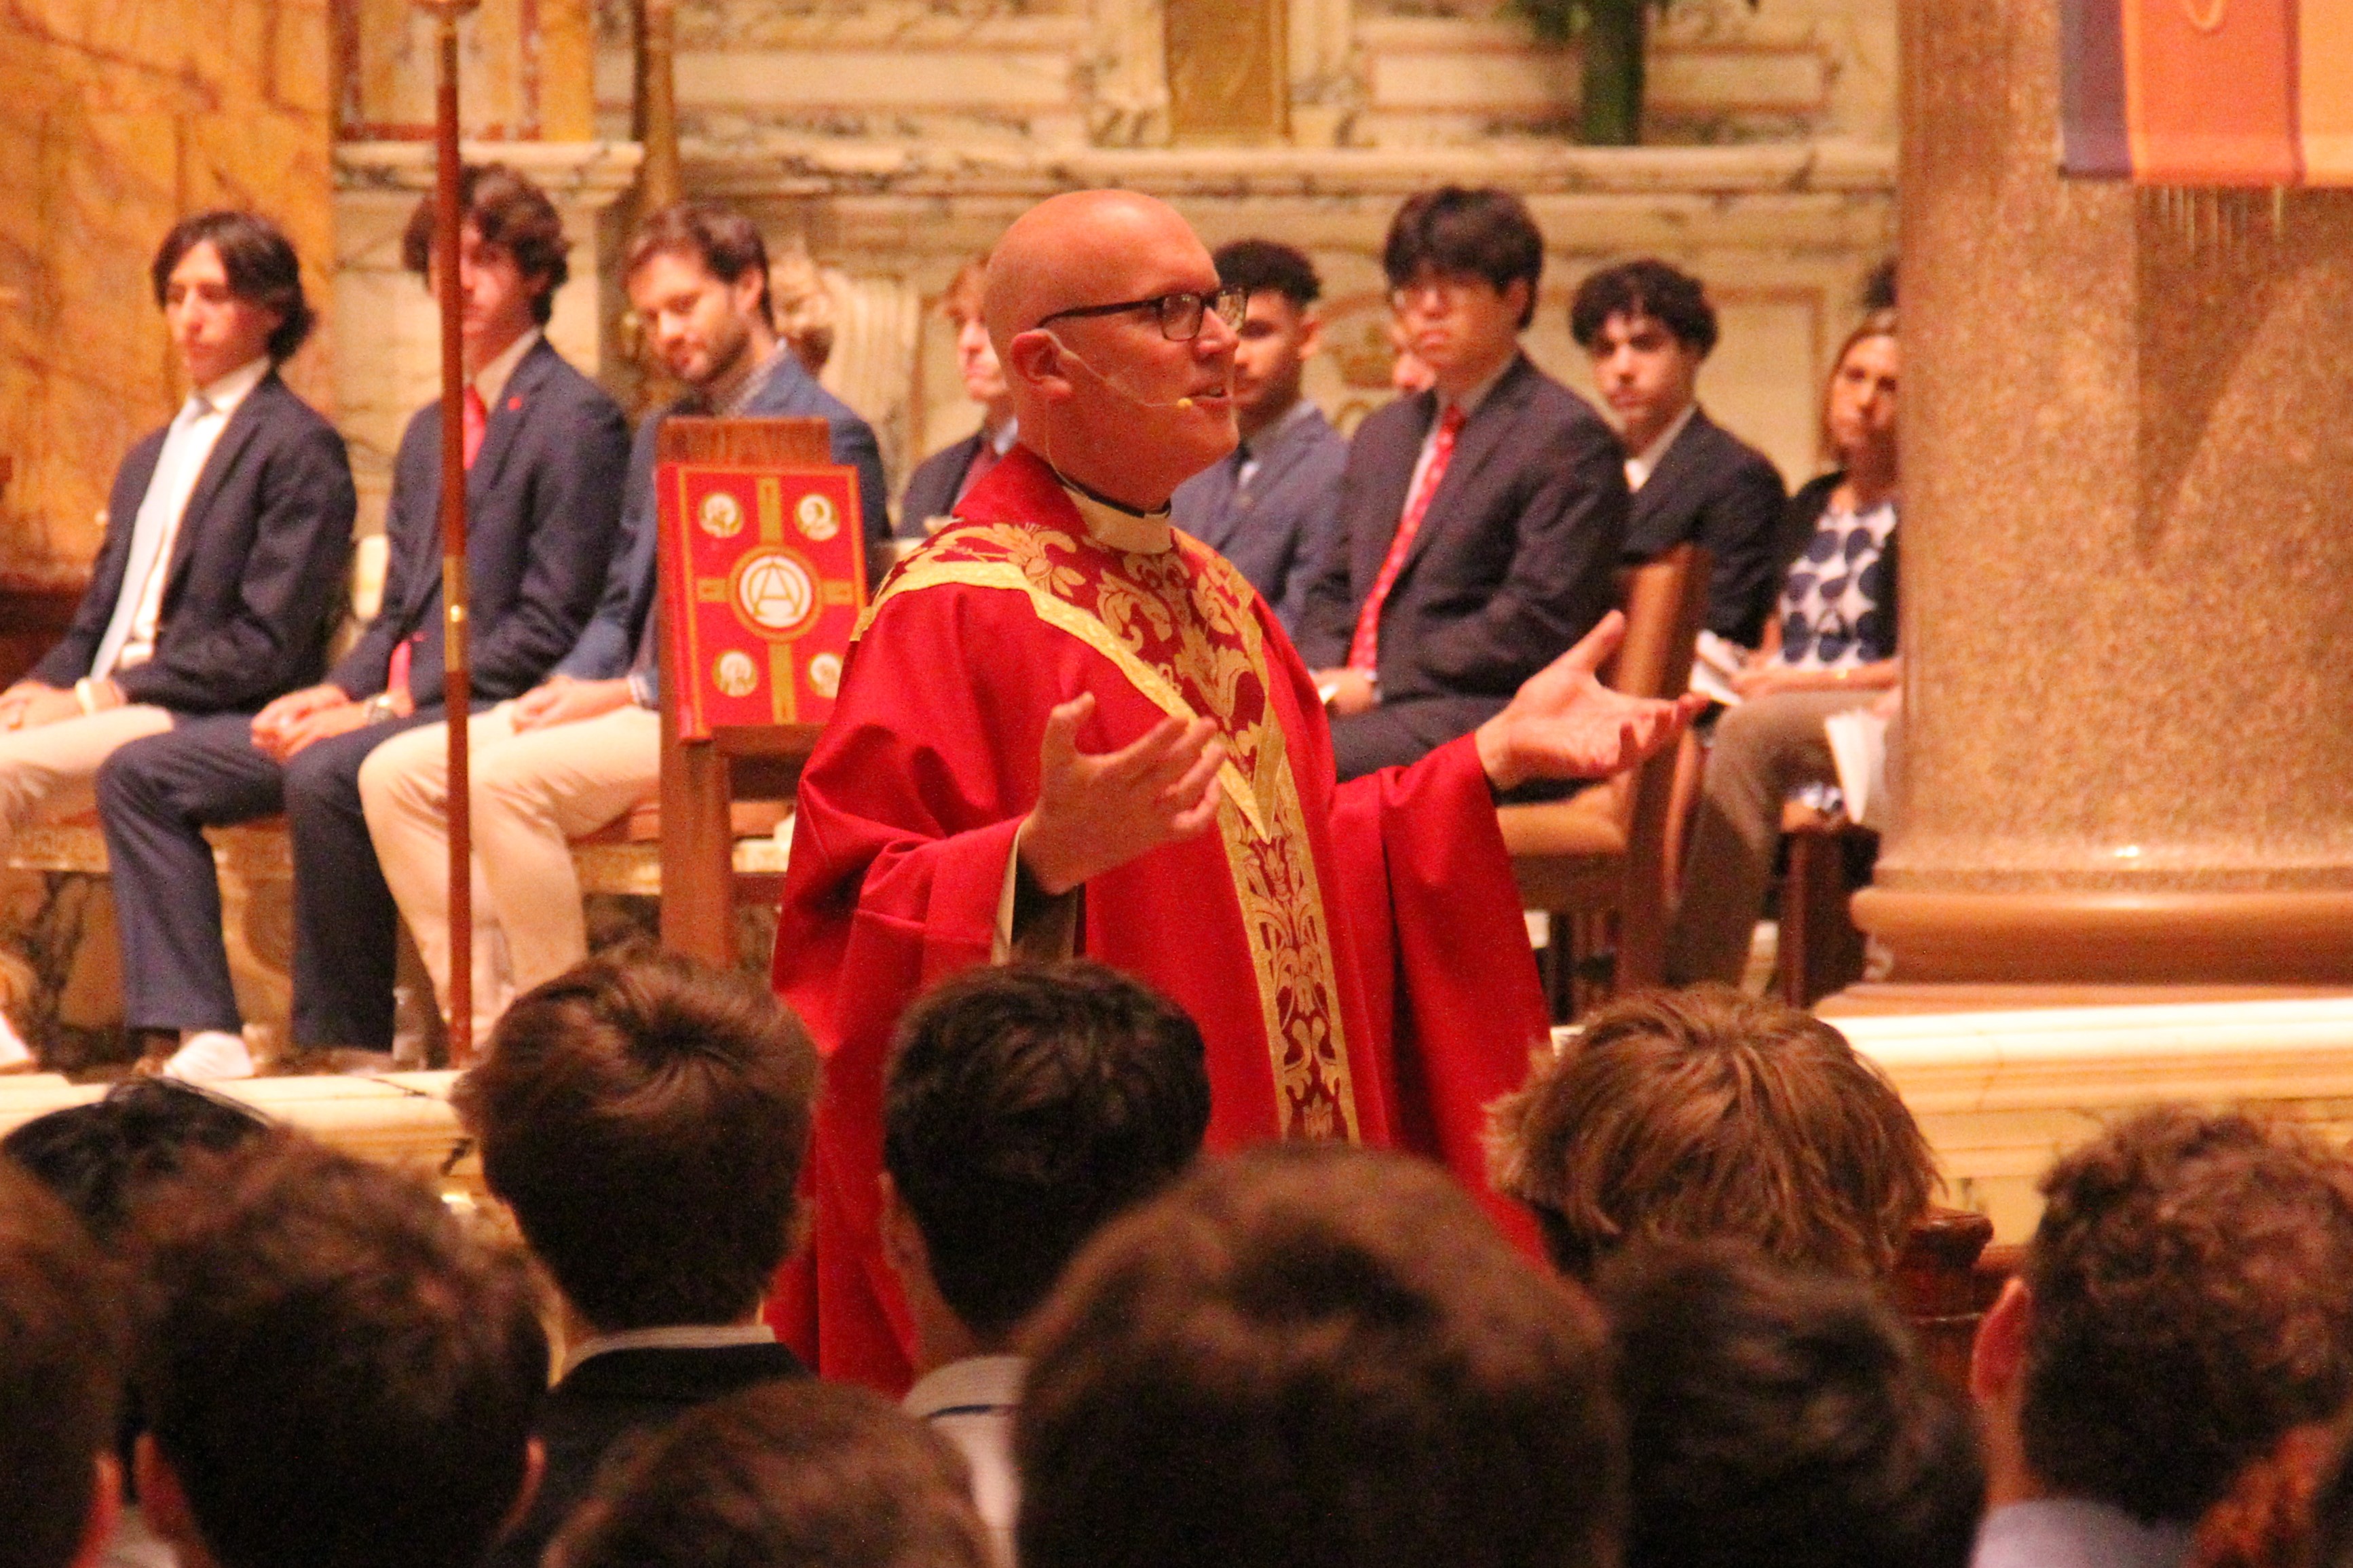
[462,385,487,471]
[390,384,487,702]
[1347,402,1465,675]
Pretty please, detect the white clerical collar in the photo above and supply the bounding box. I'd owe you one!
[195,356,272,419]
[1059,479,1174,555]
[471,327,542,410]
[1625,400,1699,493]
[987,415,1021,456]
[561,1320,776,1378]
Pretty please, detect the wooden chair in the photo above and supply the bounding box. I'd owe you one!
[1777,803,1876,1006]
[1498,544,1712,1020]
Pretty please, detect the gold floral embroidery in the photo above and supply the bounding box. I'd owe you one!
[860,514,1356,1141]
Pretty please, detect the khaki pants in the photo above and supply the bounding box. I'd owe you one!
[1665,688,1877,988]
[358,702,660,1039]
[0,704,176,848]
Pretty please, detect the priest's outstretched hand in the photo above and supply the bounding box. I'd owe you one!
[1474,611,1708,791]
[1019,691,1227,896]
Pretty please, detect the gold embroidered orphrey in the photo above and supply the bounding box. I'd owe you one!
[860,520,1361,1143]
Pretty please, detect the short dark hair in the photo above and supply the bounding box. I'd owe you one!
[1017,1143,1624,1568]
[132,1134,547,1568]
[3,1079,269,1246]
[457,952,820,1333]
[884,960,1209,1339]
[624,199,774,328]
[402,163,570,324]
[150,210,316,362]
[1600,1241,1983,1568]
[1214,239,1322,309]
[0,1162,124,1568]
[548,1380,993,1568]
[1569,258,1719,356]
[2020,1109,2353,1525]
[1488,984,1936,1282]
[1382,187,1545,328]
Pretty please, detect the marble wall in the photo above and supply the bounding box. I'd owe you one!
[609,0,1900,522]
[0,0,337,585]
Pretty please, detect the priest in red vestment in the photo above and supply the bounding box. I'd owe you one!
[772,191,1700,1390]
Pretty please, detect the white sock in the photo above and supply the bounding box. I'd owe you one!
[0,1010,31,1067]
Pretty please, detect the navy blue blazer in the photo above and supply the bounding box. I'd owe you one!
[898,430,985,539]
[554,351,888,695]
[1621,406,1788,645]
[1170,403,1349,633]
[330,337,630,704]
[33,371,356,713]
[1295,354,1627,706]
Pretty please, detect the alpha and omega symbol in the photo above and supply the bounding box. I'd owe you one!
[713,650,759,697]
[794,492,841,541]
[730,548,819,639]
[806,651,843,700]
[698,491,745,539]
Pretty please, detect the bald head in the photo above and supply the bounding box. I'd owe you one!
[983,191,1205,358]
[979,189,1239,512]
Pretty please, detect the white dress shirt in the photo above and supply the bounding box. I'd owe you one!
[905,1354,1025,1561]
[1399,354,1513,517]
[1623,399,1698,493]
[471,326,540,416]
[111,354,274,672]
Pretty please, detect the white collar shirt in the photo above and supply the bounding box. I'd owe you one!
[1623,399,1699,493]
[1401,353,1515,518]
[905,1354,1025,1561]
[113,354,274,671]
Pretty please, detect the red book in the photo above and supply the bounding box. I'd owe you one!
[659,462,866,740]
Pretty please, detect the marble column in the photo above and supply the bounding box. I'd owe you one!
[1848,0,2353,995]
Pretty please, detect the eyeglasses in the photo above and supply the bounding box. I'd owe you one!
[1389,273,1495,312]
[1034,286,1247,342]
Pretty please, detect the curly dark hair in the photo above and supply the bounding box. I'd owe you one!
[1600,1240,1983,1568]
[401,163,571,324]
[0,1162,124,1568]
[2021,1108,2353,1524]
[1569,258,1719,356]
[1488,984,1936,1282]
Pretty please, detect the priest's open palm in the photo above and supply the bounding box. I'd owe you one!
[1475,611,1707,791]
[1020,692,1226,896]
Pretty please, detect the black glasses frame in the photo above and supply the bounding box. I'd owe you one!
[1034,286,1247,341]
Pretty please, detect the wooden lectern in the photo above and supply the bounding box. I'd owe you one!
[655,417,834,965]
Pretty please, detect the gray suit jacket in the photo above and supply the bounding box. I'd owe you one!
[1169,403,1348,633]
[1296,353,1626,714]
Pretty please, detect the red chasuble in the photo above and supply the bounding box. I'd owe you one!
[770,446,1549,1391]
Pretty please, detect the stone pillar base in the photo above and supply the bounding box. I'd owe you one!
[1851,889,2353,988]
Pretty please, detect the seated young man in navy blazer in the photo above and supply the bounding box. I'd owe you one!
[1169,240,1348,635]
[455,953,821,1568]
[1296,187,1627,780]
[0,210,355,1072]
[898,254,1019,541]
[1572,259,1786,649]
[98,164,630,1081]
[356,199,886,1049]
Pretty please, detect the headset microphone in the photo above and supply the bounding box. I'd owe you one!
[1048,333,1220,411]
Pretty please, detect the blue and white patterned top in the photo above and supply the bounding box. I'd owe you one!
[1776,496,1898,669]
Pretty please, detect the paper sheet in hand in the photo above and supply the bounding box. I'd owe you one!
[1822,708,1889,831]
[660,463,866,740]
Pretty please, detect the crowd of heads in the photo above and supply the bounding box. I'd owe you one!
[13,953,2353,1568]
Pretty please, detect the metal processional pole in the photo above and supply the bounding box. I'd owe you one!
[421,0,481,1065]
